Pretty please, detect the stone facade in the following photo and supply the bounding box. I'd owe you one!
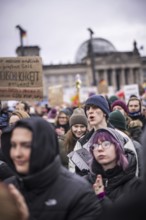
[16,38,146,99]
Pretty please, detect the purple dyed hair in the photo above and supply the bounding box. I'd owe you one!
[90,131,128,170]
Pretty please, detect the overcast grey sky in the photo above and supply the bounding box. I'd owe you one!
[0,0,146,64]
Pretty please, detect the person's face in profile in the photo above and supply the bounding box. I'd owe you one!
[10,127,32,174]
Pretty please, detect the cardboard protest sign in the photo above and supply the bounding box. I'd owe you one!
[67,148,92,171]
[123,84,140,103]
[0,56,43,101]
[48,85,63,107]
[97,79,108,94]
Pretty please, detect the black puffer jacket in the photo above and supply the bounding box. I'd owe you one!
[101,126,146,220]
[86,149,142,204]
[2,117,101,220]
[0,160,14,181]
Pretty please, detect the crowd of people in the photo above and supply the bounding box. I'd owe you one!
[0,93,146,220]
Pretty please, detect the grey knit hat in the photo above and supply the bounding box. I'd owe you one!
[69,108,88,127]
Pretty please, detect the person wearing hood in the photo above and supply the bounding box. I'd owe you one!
[1,116,101,220]
[85,127,141,216]
[0,109,30,181]
[101,124,146,220]
[108,110,143,178]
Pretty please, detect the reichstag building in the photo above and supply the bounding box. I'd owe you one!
[16,36,146,98]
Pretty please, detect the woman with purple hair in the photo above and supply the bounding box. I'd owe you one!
[86,127,142,209]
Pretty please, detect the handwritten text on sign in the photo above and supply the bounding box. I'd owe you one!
[0,57,43,100]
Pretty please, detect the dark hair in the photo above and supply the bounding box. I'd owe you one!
[65,127,88,153]
[11,120,33,134]
[127,97,141,111]
[20,101,30,112]
[90,131,128,170]
[64,130,78,154]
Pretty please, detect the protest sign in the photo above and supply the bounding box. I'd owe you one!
[48,85,63,106]
[67,148,92,171]
[0,56,43,101]
[97,79,108,94]
[123,84,140,103]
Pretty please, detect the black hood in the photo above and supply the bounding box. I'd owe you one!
[1,116,59,175]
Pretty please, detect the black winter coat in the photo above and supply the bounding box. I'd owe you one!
[86,149,142,204]
[2,117,101,220]
[101,126,146,220]
[0,160,14,181]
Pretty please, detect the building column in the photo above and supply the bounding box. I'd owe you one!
[129,68,134,84]
[139,68,144,84]
[112,69,116,91]
[121,68,125,87]
[103,69,108,83]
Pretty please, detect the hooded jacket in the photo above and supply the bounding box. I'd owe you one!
[86,148,141,203]
[1,116,101,220]
[100,120,146,220]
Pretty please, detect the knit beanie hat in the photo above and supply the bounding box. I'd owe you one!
[69,108,88,127]
[108,95,119,105]
[60,108,72,117]
[109,110,127,130]
[48,108,57,119]
[85,95,110,117]
[111,100,128,114]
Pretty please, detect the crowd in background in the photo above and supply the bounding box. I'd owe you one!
[0,92,146,219]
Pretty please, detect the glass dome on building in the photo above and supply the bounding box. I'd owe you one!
[75,37,117,63]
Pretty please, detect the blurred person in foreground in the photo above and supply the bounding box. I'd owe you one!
[0,110,30,181]
[0,182,29,220]
[1,116,101,220]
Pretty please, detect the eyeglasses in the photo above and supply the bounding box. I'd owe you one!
[91,141,112,150]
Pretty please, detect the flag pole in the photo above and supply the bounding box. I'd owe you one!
[16,25,26,56]
[75,74,82,108]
